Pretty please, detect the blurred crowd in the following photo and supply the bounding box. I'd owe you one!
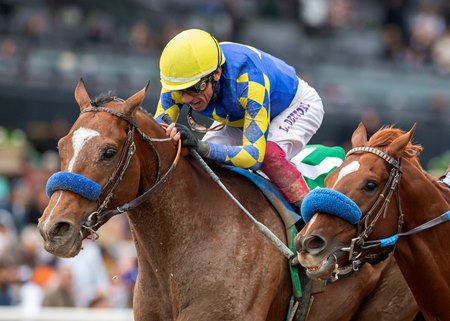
[299,0,450,72]
[380,0,450,73]
[1,0,450,89]
[0,129,137,310]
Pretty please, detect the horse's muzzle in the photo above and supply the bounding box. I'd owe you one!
[38,219,82,258]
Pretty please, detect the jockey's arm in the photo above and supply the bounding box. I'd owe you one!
[154,89,184,124]
[163,103,270,166]
[206,76,271,170]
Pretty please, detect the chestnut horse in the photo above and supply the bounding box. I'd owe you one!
[39,82,418,321]
[295,123,450,320]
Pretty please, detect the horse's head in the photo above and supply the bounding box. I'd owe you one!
[295,122,419,280]
[38,79,150,258]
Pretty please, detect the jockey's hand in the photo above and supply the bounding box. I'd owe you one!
[165,122,181,144]
[165,123,210,157]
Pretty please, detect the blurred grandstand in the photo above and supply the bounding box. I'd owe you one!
[0,0,449,315]
[0,0,449,163]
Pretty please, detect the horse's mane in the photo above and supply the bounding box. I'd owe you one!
[367,126,450,204]
[90,92,154,118]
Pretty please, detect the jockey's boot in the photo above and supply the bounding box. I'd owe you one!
[277,174,309,215]
[260,141,310,217]
[284,176,309,231]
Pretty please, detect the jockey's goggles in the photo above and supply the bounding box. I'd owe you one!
[177,74,213,95]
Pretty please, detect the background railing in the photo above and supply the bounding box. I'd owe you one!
[0,307,133,321]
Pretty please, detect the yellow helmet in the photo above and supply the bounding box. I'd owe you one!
[160,29,226,91]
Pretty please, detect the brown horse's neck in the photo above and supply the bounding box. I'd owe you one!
[393,159,450,319]
[399,159,449,227]
[125,149,292,320]
[126,120,219,262]
[125,124,213,313]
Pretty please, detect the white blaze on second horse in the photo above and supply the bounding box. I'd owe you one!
[302,214,319,235]
[68,127,100,172]
[332,161,360,188]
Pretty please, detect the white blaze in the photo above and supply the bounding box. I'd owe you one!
[303,214,319,235]
[68,127,100,172]
[332,160,360,188]
[43,192,63,230]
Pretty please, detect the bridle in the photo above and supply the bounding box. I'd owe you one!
[331,145,450,277]
[77,103,181,239]
[339,146,404,273]
[50,102,297,261]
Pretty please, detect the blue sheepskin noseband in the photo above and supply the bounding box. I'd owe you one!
[301,188,362,224]
[46,171,102,201]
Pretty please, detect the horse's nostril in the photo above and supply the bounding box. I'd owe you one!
[306,237,324,250]
[303,235,327,254]
[50,221,73,238]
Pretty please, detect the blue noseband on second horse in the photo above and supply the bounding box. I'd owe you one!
[46,171,102,201]
[301,188,362,224]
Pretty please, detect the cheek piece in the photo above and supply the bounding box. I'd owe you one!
[301,188,362,224]
[46,171,102,201]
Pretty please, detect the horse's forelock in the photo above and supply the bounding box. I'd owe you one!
[89,93,153,120]
[90,91,117,107]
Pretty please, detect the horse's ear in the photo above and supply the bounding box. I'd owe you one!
[74,78,91,111]
[123,82,149,116]
[386,123,416,160]
[351,122,368,147]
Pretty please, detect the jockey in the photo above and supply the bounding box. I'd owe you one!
[155,29,324,212]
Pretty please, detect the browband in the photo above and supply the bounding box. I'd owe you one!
[346,147,399,168]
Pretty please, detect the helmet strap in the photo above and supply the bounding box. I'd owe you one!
[210,70,220,102]
[211,81,218,102]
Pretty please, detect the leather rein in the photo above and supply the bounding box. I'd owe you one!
[79,104,181,240]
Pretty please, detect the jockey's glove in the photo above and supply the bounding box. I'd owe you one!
[175,123,210,158]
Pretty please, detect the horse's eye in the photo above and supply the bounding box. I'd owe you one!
[364,181,378,192]
[103,148,117,160]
